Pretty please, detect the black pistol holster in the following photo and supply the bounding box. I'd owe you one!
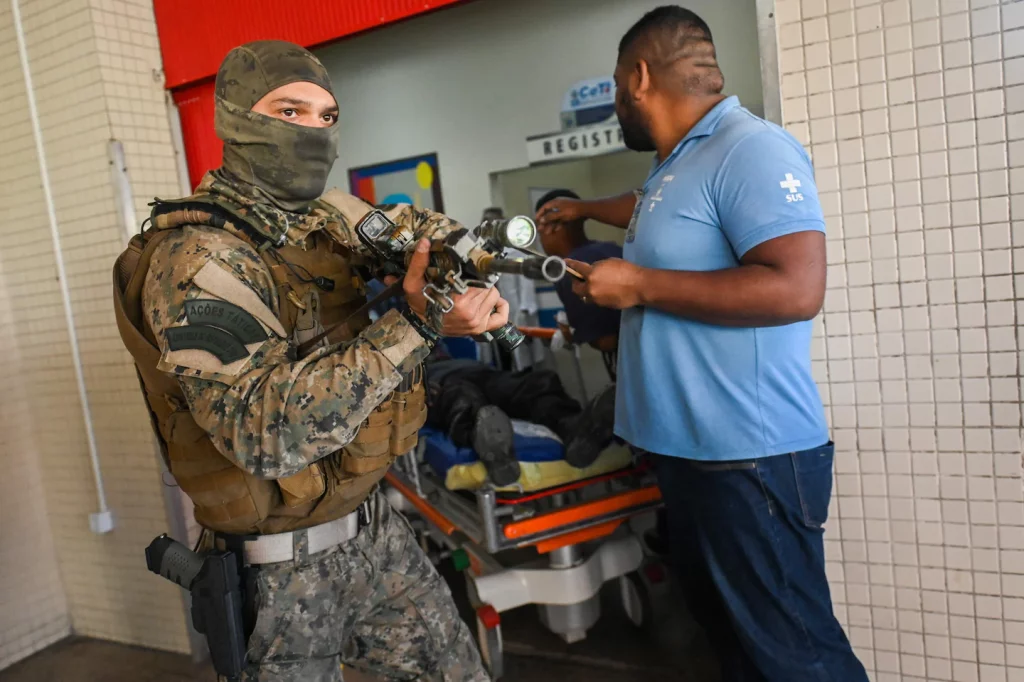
[146,535,247,681]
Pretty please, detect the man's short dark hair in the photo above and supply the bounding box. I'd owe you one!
[617,6,723,95]
[618,5,713,58]
[535,188,580,214]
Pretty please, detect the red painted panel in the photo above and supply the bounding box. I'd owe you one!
[154,0,468,90]
[173,82,219,190]
[356,176,376,204]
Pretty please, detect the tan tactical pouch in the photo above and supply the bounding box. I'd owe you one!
[390,368,428,457]
[341,398,395,476]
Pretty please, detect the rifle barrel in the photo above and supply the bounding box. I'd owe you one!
[480,255,566,282]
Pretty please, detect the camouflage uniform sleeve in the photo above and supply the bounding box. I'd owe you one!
[318,189,463,252]
[377,202,462,244]
[143,225,429,479]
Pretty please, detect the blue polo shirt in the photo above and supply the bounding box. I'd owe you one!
[616,96,828,461]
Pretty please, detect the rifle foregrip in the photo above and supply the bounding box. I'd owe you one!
[491,323,526,351]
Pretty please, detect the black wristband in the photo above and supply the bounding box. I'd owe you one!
[399,304,441,348]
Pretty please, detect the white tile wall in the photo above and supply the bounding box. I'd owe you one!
[777,0,1023,678]
[0,0,190,669]
[0,256,70,668]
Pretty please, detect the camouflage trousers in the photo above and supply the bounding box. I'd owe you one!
[242,492,489,682]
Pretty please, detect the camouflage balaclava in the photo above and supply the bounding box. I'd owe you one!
[214,40,339,212]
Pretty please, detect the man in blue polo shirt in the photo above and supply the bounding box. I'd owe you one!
[540,7,867,681]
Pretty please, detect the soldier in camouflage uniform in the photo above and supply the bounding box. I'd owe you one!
[116,40,501,681]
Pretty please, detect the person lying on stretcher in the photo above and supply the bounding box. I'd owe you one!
[424,359,616,486]
[421,189,622,487]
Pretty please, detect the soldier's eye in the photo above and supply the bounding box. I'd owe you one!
[323,113,337,124]
[280,108,297,118]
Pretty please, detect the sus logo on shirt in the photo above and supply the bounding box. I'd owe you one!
[780,173,804,203]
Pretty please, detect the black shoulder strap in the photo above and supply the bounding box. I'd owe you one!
[148,198,275,253]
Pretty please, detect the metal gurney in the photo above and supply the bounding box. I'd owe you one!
[383,333,667,679]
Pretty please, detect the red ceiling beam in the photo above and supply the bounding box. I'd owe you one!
[154,0,468,90]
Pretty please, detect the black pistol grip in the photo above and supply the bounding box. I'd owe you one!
[146,535,204,589]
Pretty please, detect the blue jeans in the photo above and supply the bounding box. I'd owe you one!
[653,443,868,682]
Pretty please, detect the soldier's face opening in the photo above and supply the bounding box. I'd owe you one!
[251,81,339,129]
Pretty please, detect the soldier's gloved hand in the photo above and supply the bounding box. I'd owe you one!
[401,239,511,337]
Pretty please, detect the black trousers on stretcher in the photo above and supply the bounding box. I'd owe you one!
[425,360,582,449]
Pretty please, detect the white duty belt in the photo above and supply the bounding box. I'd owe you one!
[216,509,361,565]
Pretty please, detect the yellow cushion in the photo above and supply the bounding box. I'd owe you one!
[443,444,632,492]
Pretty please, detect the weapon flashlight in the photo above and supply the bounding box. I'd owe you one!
[478,216,537,250]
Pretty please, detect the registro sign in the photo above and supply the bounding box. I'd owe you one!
[526,122,625,164]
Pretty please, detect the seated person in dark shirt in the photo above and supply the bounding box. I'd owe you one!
[533,188,622,464]
[536,189,623,357]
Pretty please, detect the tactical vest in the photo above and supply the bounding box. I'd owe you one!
[113,193,426,536]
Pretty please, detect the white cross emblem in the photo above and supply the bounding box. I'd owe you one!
[647,175,674,212]
[648,187,663,211]
[780,173,802,193]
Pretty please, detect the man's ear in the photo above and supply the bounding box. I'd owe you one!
[635,59,652,99]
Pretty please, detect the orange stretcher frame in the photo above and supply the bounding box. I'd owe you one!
[386,472,662,554]
[502,486,662,542]
[385,472,457,536]
[517,326,555,339]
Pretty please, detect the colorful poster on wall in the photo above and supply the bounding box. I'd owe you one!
[348,152,444,211]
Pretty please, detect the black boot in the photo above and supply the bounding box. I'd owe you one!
[563,384,617,469]
[472,405,520,487]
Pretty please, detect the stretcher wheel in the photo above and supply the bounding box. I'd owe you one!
[618,559,672,633]
[618,570,654,631]
[475,605,504,679]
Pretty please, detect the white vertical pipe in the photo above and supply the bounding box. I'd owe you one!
[108,140,138,245]
[165,93,194,196]
[12,0,109,515]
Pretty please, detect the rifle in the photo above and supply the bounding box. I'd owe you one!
[356,211,567,351]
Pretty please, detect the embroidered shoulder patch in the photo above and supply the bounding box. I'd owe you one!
[184,299,269,344]
[165,325,249,363]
